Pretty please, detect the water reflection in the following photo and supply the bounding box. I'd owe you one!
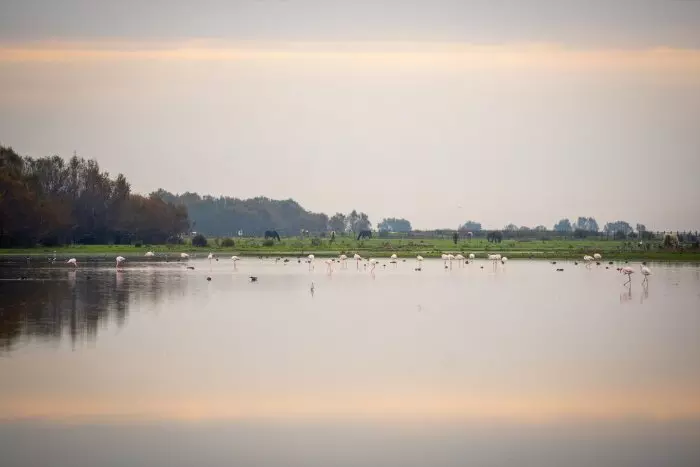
[0,266,184,351]
[1,259,699,423]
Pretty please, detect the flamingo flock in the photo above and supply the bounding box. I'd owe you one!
[54,249,653,289]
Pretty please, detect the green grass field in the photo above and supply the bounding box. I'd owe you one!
[2,236,699,261]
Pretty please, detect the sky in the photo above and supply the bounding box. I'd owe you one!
[1,0,699,231]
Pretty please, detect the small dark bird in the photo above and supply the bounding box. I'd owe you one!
[206,277,212,281]
[216,258,219,262]
[480,266,484,269]
[574,262,579,265]
[605,267,609,269]
[187,266,195,270]
[642,261,647,265]
[596,262,601,265]
[284,258,290,263]
[249,276,258,282]
[414,267,422,271]
[608,261,614,265]
[556,268,564,272]
[551,261,557,264]
[444,265,449,269]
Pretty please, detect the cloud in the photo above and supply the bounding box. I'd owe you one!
[1,40,700,74]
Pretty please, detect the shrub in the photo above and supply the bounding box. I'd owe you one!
[192,234,208,247]
[221,237,235,247]
[310,238,322,247]
[262,239,275,247]
[133,240,143,247]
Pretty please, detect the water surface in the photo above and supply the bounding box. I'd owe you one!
[1,258,699,466]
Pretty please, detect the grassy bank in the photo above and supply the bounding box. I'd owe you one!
[1,237,699,262]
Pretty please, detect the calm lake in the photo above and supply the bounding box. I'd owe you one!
[1,258,700,466]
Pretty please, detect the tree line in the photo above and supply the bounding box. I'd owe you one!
[0,146,188,247]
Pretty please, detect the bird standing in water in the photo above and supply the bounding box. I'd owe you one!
[620,266,634,285]
[640,264,652,284]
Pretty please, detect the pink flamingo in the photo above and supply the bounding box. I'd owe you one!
[620,266,634,285]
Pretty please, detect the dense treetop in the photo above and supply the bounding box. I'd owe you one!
[0,146,188,247]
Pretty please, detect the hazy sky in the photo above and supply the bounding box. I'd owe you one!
[1,0,699,230]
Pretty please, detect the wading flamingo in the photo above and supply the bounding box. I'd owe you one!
[593,253,602,261]
[501,256,508,265]
[620,266,634,285]
[116,256,126,269]
[416,255,423,270]
[180,253,190,259]
[339,254,347,269]
[390,253,398,268]
[369,258,378,273]
[468,253,475,260]
[325,259,334,275]
[231,256,240,270]
[353,253,362,270]
[145,251,155,258]
[308,254,315,271]
[640,264,652,284]
[455,254,464,267]
[67,258,78,267]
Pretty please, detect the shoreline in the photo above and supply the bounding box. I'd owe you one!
[1,247,698,262]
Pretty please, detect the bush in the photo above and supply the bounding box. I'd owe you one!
[221,237,235,247]
[262,239,275,247]
[310,238,322,247]
[133,240,143,247]
[192,233,208,247]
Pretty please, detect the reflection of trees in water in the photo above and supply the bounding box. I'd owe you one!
[0,268,186,351]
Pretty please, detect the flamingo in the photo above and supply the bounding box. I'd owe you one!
[339,254,348,269]
[390,253,398,268]
[640,264,651,283]
[441,254,449,268]
[353,253,362,270]
[180,252,190,259]
[116,256,126,269]
[593,253,602,260]
[455,254,464,267]
[325,259,334,275]
[369,258,378,272]
[308,254,315,271]
[468,253,475,260]
[231,256,240,270]
[620,266,634,285]
[66,258,78,267]
[145,251,155,257]
[207,252,214,262]
[416,255,423,270]
[583,255,593,267]
[501,256,508,265]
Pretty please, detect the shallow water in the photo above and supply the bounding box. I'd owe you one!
[1,258,699,466]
